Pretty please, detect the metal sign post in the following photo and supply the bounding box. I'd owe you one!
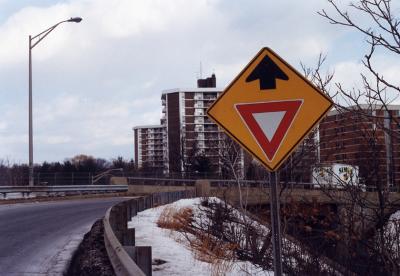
[270,171,283,275]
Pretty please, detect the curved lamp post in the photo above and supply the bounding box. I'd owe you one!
[28,17,82,186]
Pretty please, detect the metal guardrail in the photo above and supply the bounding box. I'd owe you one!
[0,185,128,198]
[104,190,195,276]
[104,204,146,276]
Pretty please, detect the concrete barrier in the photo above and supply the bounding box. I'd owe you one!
[110,177,128,185]
[195,179,211,197]
[128,184,195,195]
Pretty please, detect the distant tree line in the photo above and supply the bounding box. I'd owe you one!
[0,155,136,186]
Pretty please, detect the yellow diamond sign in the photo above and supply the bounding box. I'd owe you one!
[207,47,333,171]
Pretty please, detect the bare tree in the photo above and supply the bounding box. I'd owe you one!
[213,133,252,211]
[287,1,400,273]
[319,0,400,122]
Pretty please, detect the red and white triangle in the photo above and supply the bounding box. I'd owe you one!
[235,100,303,161]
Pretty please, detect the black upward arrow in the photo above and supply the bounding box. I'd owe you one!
[246,55,289,90]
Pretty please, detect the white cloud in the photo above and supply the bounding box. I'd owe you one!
[37,135,72,144]
[0,0,377,162]
[331,61,365,89]
[0,3,79,65]
[0,121,7,131]
[86,0,213,38]
[327,52,400,105]
[0,134,27,144]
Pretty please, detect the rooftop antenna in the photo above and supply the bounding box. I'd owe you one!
[200,61,203,79]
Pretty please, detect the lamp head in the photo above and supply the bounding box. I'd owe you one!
[68,17,82,23]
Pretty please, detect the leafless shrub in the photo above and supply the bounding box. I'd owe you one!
[157,198,345,275]
[156,203,238,275]
[287,1,400,274]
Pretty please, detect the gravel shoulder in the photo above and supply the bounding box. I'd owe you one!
[66,219,115,276]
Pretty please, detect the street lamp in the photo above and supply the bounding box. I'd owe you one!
[28,17,82,186]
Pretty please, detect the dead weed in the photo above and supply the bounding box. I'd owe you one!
[157,204,239,276]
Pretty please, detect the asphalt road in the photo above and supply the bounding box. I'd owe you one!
[0,197,125,275]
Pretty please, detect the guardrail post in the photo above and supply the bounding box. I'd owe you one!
[116,204,127,229]
[132,199,138,217]
[160,193,164,204]
[136,246,152,276]
[113,203,128,242]
[123,228,135,246]
[124,246,152,276]
[151,194,155,208]
[155,193,160,206]
[138,198,144,212]
[164,192,168,204]
[127,202,132,220]
[145,196,152,209]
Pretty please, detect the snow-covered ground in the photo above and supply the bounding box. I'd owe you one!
[389,210,400,221]
[128,198,273,276]
[385,209,400,239]
[386,210,400,251]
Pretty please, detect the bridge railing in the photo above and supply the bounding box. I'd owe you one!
[103,190,196,276]
[127,177,196,186]
[127,177,400,192]
[0,185,128,199]
[128,177,316,189]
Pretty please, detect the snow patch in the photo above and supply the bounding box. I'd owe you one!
[128,197,272,276]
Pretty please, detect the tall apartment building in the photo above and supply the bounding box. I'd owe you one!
[160,88,220,173]
[133,125,164,171]
[319,105,400,187]
[133,74,248,176]
[161,74,246,175]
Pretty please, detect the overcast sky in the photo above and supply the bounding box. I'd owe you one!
[0,0,399,164]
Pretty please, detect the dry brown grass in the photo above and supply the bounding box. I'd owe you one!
[189,233,239,276]
[157,204,240,276]
[189,233,238,263]
[156,205,193,231]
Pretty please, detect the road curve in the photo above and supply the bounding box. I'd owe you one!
[0,197,126,275]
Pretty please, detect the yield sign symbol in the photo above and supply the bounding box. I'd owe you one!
[206,47,333,171]
[235,100,303,161]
